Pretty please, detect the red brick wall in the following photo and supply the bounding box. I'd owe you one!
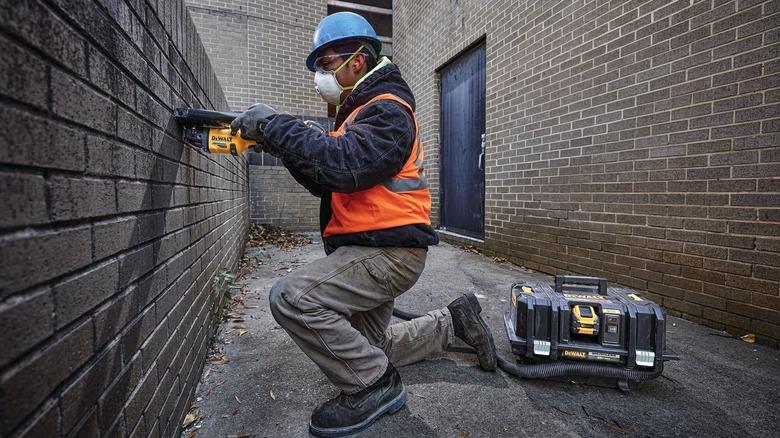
[395,0,780,346]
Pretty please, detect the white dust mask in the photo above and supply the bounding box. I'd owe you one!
[314,45,363,104]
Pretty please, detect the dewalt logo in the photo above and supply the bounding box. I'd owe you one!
[563,350,587,359]
[211,135,233,142]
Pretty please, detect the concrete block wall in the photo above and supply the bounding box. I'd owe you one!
[187,0,326,230]
[394,0,780,345]
[0,0,248,436]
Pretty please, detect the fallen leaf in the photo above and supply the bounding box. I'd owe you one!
[237,328,248,336]
[222,410,239,418]
[209,357,229,365]
[459,432,470,438]
[182,410,201,428]
[741,333,756,343]
[270,390,276,400]
[201,368,212,382]
[235,394,242,404]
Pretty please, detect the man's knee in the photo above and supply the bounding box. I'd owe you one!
[269,279,292,321]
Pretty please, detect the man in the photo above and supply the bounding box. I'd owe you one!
[229,12,497,437]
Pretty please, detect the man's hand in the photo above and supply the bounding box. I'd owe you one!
[230,103,277,142]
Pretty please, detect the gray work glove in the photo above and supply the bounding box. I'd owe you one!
[230,103,277,142]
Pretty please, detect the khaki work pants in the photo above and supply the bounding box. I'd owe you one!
[269,245,455,394]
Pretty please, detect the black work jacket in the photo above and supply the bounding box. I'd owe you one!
[263,63,439,254]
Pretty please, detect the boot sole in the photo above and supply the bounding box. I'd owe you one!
[480,323,498,371]
[308,385,407,437]
[466,294,497,371]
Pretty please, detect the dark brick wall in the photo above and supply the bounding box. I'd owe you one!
[394,0,780,346]
[0,1,248,436]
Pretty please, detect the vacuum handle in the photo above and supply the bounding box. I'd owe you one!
[554,275,608,296]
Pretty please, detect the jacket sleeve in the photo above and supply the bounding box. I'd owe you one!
[262,101,415,193]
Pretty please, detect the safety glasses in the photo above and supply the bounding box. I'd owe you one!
[313,51,364,72]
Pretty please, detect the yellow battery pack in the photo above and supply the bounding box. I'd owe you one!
[571,305,599,336]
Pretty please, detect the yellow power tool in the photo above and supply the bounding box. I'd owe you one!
[173,108,256,155]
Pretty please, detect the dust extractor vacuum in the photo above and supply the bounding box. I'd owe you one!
[394,275,678,391]
[174,108,679,391]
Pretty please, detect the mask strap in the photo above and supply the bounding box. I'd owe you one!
[333,45,364,91]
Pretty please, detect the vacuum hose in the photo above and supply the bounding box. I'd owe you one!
[495,353,663,380]
[391,307,423,321]
[392,307,663,382]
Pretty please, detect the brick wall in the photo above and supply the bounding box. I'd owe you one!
[187,0,329,114]
[249,166,320,230]
[0,1,248,436]
[187,0,326,230]
[394,0,780,346]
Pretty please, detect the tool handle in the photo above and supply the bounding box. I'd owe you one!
[206,127,256,155]
[554,275,608,296]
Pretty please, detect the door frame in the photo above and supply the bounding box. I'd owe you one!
[436,37,487,240]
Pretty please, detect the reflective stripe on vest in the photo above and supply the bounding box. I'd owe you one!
[323,93,431,237]
[384,132,428,192]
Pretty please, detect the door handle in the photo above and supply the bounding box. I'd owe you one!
[478,133,486,170]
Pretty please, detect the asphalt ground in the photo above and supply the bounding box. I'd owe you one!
[183,234,780,438]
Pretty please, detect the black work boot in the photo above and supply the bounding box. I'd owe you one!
[309,363,406,437]
[447,293,497,371]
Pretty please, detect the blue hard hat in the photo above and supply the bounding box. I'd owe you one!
[306,12,382,72]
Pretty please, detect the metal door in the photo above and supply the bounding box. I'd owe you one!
[440,43,486,238]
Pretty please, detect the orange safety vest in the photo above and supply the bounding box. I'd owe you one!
[323,93,431,237]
